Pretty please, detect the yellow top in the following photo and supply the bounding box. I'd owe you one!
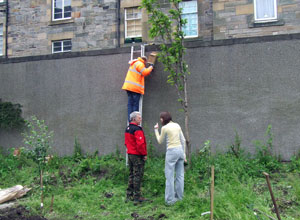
[154,121,186,158]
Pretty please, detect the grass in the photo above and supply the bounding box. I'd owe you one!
[1,146,300,220]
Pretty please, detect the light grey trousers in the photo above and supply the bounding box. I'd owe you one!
[165,146,184,205]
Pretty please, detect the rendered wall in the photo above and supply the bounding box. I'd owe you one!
[1,37,300,160]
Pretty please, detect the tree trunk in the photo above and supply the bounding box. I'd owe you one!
[183,75,191,164]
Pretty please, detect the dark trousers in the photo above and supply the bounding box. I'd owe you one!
[127,91,141,122]
[127,154,145,200]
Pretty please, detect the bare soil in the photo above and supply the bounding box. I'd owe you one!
[0,205,47,220]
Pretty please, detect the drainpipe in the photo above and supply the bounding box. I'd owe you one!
[116,0,120,48]
[5,0,8,58]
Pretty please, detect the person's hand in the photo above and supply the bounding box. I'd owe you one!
[144,156,147,161]
[154,123,159,129]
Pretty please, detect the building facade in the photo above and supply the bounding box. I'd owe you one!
[1,0,299,58]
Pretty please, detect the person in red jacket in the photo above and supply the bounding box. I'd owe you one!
[122,56,153,122]
[125,111,148,203]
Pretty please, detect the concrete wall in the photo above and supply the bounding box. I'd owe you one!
[1,36,300,160]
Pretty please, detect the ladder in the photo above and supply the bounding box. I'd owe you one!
[126,44,146,166]
[130,43,145,61]
[129,43,146,123]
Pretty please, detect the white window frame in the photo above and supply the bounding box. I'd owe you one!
[254,0,277,23]
[52,0,72,21]
[125,7,142,39]
[179,0,198,38]
[52,39,72,53]
[0,25,3,56]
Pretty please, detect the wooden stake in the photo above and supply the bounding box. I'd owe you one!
[263,172,281,220]
[50,194,54,212]
[40,169,44,209]
[210,166,215,220]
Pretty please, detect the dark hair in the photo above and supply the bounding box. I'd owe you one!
[160,112,172,126]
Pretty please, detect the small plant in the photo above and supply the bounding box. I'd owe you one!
[254,125,280,172]
[22,115,53,209]
[73,137,83,161]
[143,123,157,158]
[230,130,242,158]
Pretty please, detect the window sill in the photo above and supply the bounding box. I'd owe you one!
[124,37,142,44]
[49,18,74,26]
[249,19,285,28]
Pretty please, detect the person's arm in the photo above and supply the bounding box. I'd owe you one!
[134,130,147,155]
[154,126,166,144]
[137,62,153,77]
[179,130,187,161]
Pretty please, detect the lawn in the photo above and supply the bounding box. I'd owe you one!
[1,143,300,220]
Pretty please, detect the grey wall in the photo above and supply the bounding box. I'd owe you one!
[1,38,300,160]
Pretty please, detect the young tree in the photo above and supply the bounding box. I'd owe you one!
[23,116,53,208]
[141,0,192,161]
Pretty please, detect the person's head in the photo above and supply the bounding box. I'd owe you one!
[141,56,147,62]
[130,111,142,125]
[159,111,172,126]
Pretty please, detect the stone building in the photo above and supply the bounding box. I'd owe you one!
[1,0,299,58]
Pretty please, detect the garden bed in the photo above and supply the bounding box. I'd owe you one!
[0,205,47,220]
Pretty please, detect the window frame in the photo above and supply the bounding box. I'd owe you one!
[52,0,72,21]
[0,25,3,56]
[254,0,277,23]
[179,0,198,38]
[124,7,142,39]
[52,39,72,54]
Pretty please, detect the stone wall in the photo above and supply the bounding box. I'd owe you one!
[213,0,300,40]
[0,1,6,56]
[3,0,300,57]
[7,0,118,57]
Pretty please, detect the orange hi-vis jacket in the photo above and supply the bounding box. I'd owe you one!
[122,57,153,95]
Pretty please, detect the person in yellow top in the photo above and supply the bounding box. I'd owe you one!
[122,56,153,122]
[154,111,186,205]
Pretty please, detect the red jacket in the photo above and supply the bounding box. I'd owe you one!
[125,122,147,156]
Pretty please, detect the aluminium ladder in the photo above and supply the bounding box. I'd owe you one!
[126,44,146,166]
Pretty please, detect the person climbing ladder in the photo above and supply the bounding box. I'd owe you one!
[122,56,154,122]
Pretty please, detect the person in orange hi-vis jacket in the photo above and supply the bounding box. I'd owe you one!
[122,56,153,122]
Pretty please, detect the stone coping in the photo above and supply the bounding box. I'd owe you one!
[1,33,300,64]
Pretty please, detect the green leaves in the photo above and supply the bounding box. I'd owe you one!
[0,99,25,129]
[22,116,53,169]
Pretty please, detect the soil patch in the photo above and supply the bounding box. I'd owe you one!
[0,205,47,220]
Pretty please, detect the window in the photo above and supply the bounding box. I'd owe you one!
[0,0,4,3]
[0,25,3,56]
[52,39,72,53]
[254,0,277,22]
[179,0,198,38]
[125,7,142,39]
[52,0,72,21]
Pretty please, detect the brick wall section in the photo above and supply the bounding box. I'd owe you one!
[7,0,118,57]
[213,0,300,40]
